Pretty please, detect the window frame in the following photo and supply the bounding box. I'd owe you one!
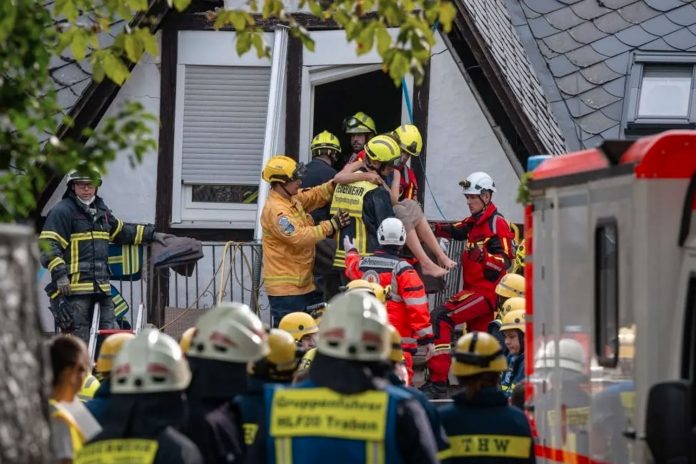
[595,217,619,368]
[171,30,278,230]
[625,52,696,135]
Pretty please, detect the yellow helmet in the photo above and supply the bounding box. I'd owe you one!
[343,111,377,134]
[500,310,526,333]
[500,297,525,318]
[279,312,319,343]
[495,273,525,299]
[248,329,299,380]
[77,374,101,402]
[451,331,507,377]
[392,124,423,157]
[95,332,135,373]
[388,325,405,363]
[345,279,388,303]
[311,130,341,155]
[179,327,196,353]
[515,239,526,270]
[261,155,305,184]
[364,135,400,164]
[297,347,316,371]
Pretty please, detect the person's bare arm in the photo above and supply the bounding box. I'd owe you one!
[333,160,383,185]
[390,169,401,205]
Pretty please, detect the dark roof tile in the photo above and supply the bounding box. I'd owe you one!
[565,97,596,117]
[568,21,608,44]
[578,111,618,134]
[580,61,622,84]
[618,1,662,24]
[592,11,633,34]
[538,40,561,59]
[600,124,622,141]
[570,0,611,20]
[603,76,628,98]
[600,0,640,8]
[521,1,543,19]
[566,44,608,67]
[662,27,696,50]
[614,24,658,47]
[579,85,621,109]
[545,6,586,29]
[557,72,595,95]
[583,133,605,148]
[543,31,584,53]
[598,99,625,120]
[640,13,683,35]
[523,0,566,15]
[590,35,632,57]
[604,54,631,75]
[665,4,696,27]
[548,54,579,77]
[641,37,677,51]
[527,16,562,38]
[644,0,687,12]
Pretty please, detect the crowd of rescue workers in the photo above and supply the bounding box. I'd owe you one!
[41,112,548,463]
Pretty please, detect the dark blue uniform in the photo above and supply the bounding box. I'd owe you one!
[438,386,535,463]
[500,353,525,397]
[302,158,337,223]
[234,378,270,464]
[85,378,111,424]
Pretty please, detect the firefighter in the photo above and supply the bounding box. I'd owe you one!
[39,168,171,343]
[437,331,535,463]
[390,124,422,202]
[235,328,301,463]
[279,311,320,350]
[182,302,268,463]
[260,155,350,326]
[499,310,526,397]
[489,294,525,354]
[49,335,92,462]
[331,135,400,270]
[85,332,134,423]
[344,217,434,384]
[343,111,377,164]
[422,171,515,399]
[78,328,203,464]
[265,291,439,464]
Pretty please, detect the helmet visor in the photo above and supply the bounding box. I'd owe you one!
[292,162,306,181]
[343,116,373,133]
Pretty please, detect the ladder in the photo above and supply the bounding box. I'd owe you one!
[87,302,145,363]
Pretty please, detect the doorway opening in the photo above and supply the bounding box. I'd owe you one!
[312,69,402,168]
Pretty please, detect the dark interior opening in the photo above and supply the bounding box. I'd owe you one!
[312,69,402,168]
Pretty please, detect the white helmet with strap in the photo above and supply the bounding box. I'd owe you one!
[318,292,390,362]
[460,171,496,195]
[377,217,406,246]
[187,302,269,363]
[111,328,191,394]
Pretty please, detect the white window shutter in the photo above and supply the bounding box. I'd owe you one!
[181,65,271,185]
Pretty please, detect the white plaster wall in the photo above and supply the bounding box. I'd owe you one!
[424,35,523,223]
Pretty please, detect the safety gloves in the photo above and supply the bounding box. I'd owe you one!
[152,232,175,246]
[343,235,357,253]
[56,275,71,296]
[330,209,350,234]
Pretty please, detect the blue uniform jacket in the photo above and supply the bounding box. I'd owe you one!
[86,378,111,424]
[500,352,525,397]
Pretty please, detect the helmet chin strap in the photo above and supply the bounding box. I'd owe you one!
[280,183,294,198]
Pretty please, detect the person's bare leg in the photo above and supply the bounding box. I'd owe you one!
[415,218,457,269]
[406,231,448,278]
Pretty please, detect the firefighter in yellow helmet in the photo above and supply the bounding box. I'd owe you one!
[265,291,439,463]
[305,131,343,224]
[279,311,320,350]
[331,135,399,270]
[235,329,301,462]
[344,278,388,303]
[498,310,526,397]
[260,154,351,327]
[343,111,377,164]
[390,124,423,201]
[85,332,135,424]
[489,275,526,351]
[437,331,534,463]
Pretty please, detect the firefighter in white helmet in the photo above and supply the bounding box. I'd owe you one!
[77,328,203,463]
[437,331,534,463]
[182,302,269,464]
[265,292,439,464]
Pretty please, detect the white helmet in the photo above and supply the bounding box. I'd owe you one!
[188,302,269,363]
[377,217,406,246]
[318,292,390,362]
[460,171,496,195]
[111,328,191,394]
[534,338,585,373]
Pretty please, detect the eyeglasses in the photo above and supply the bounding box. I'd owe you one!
[73,181,96,189]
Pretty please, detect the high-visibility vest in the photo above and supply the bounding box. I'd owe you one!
[49,399,85,455]
[75,438,159,464]
[330,180,378,268]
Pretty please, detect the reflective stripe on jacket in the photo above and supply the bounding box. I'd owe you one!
[261,182,335,296]
[39,191,155,296]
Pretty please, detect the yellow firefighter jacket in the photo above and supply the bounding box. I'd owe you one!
[262,181,335,296]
